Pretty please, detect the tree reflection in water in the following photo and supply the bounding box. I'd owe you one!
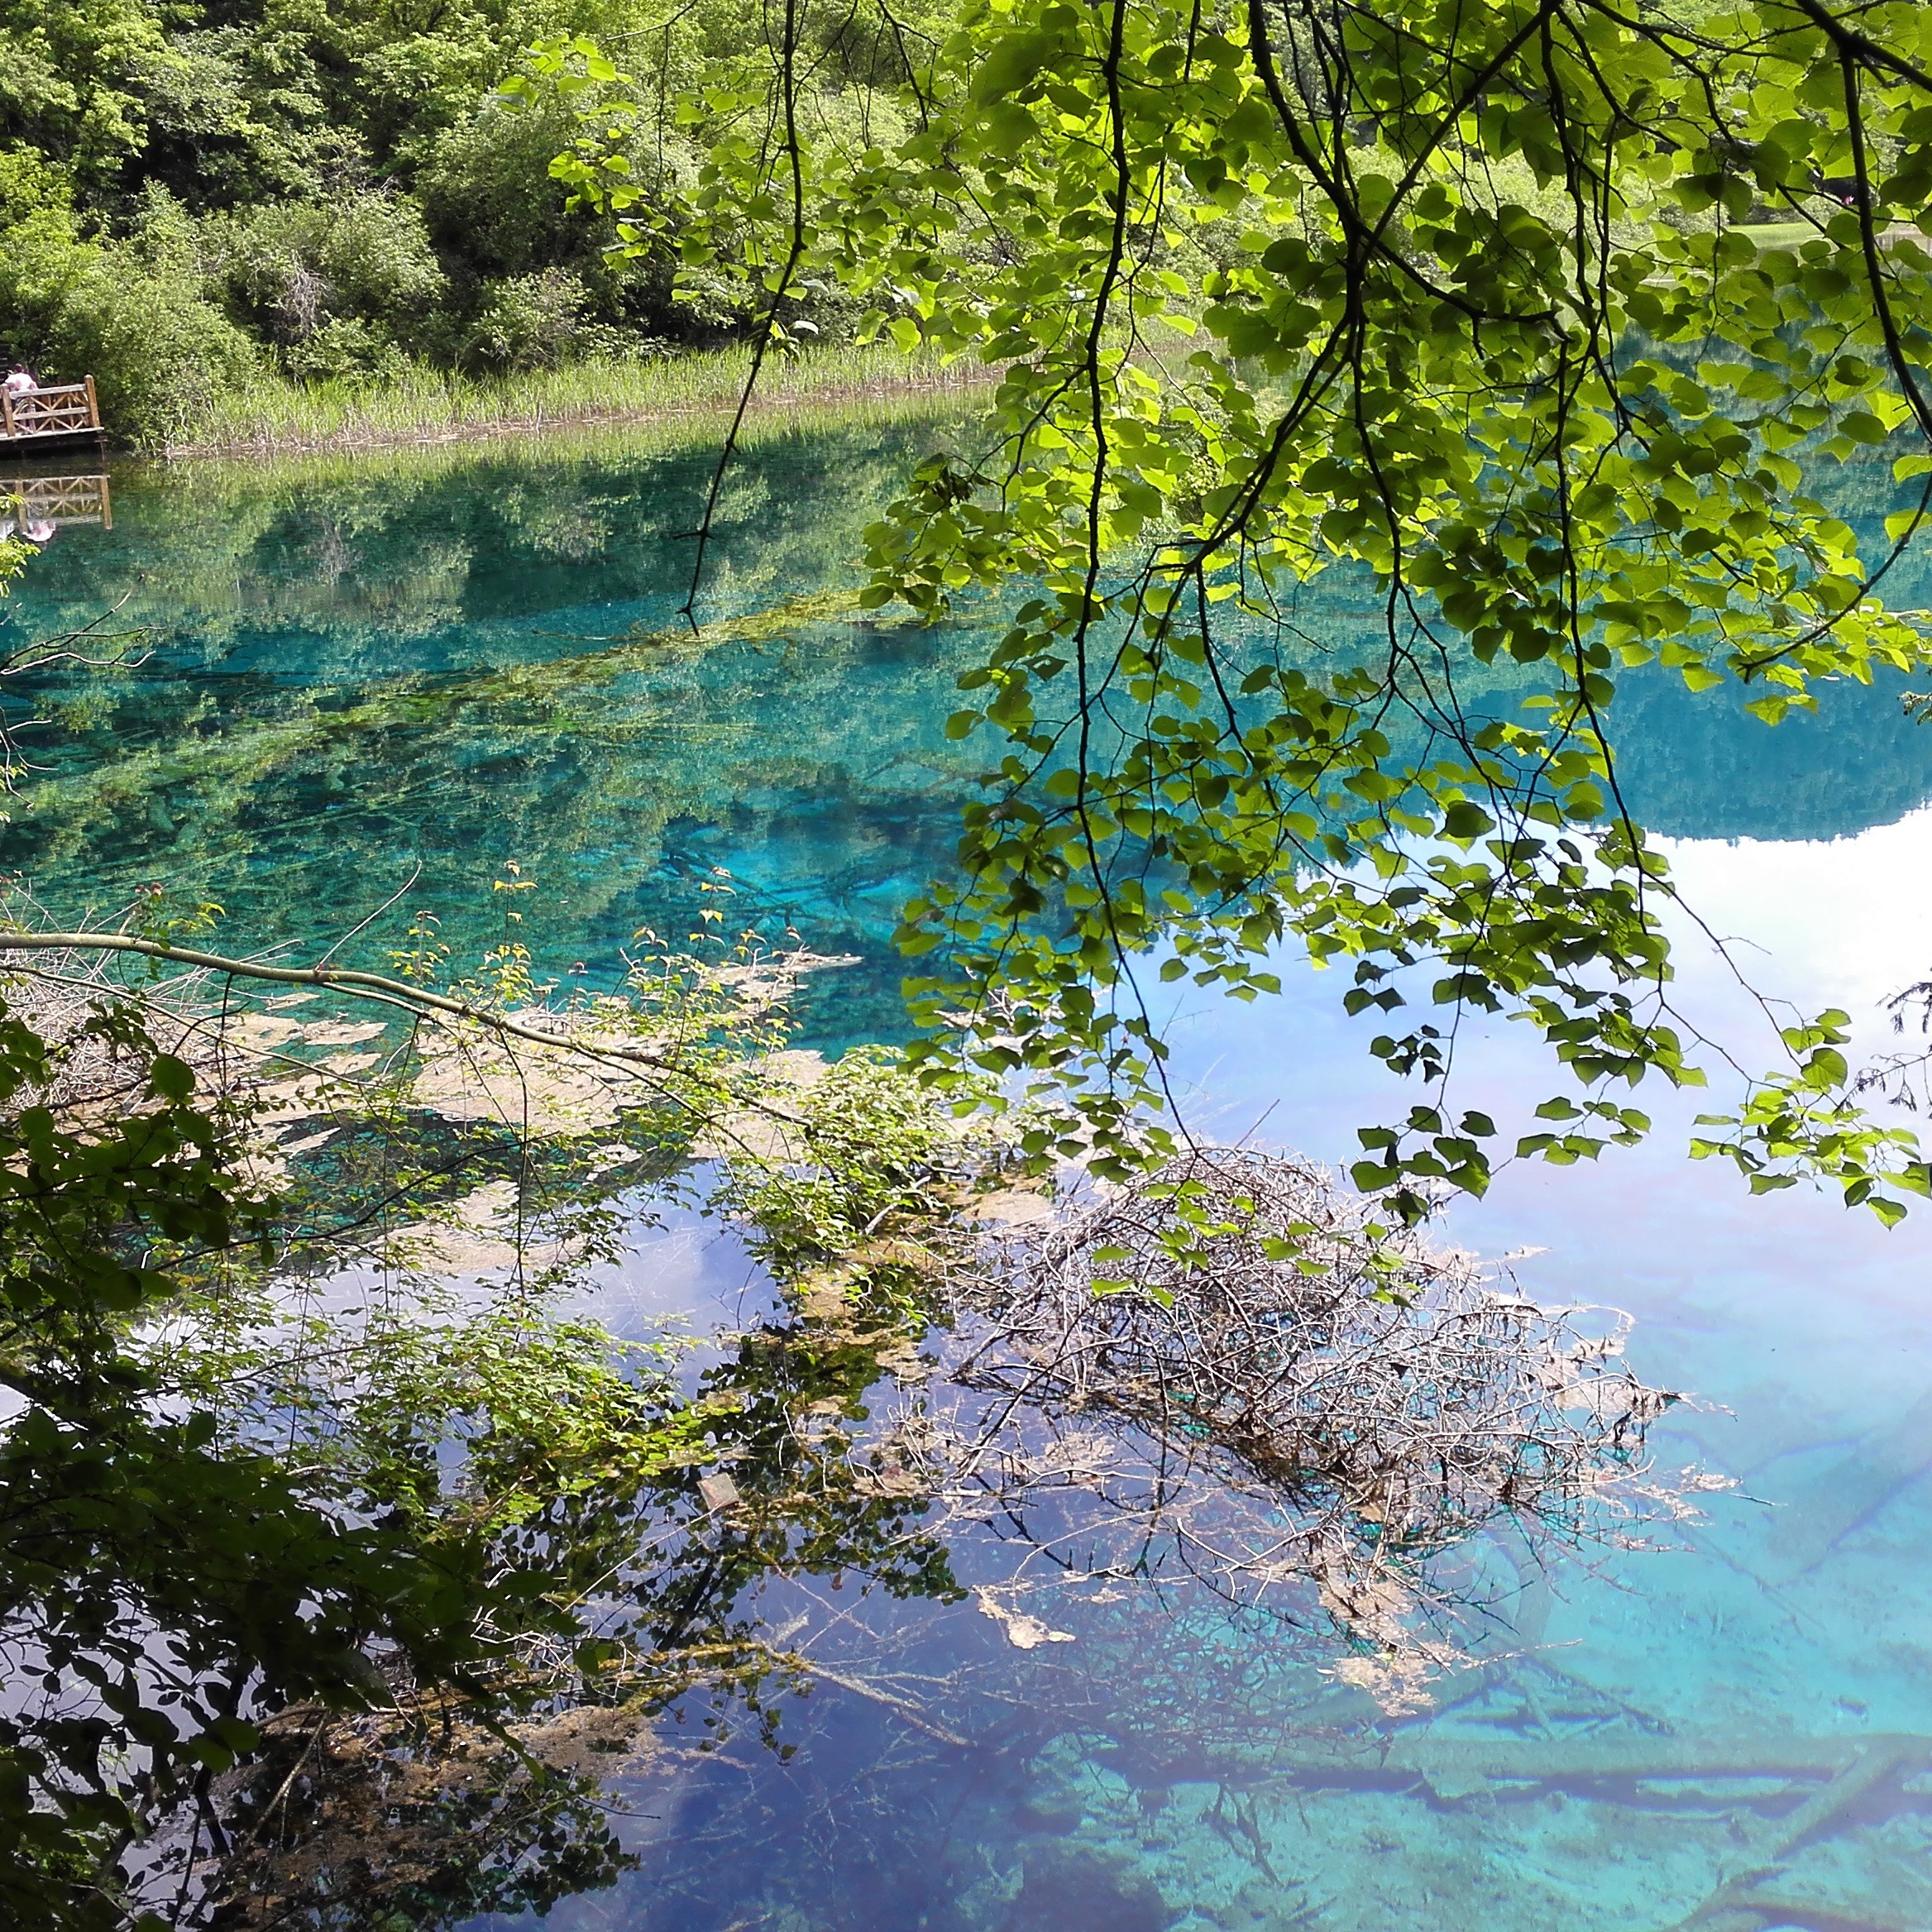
[146,1066,1682,1931]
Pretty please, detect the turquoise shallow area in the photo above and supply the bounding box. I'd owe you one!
[5,426,1929,1034]
[11,423,1932,1930]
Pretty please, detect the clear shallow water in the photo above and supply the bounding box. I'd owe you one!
[11,423,1932,1930]
[0,418,990,1043]
[6,425,1930,1036]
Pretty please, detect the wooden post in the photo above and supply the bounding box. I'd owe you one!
[2,387,12,442]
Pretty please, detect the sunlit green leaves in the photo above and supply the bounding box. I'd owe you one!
[556,1,1932,1217]
[1692,1011,1932,1225]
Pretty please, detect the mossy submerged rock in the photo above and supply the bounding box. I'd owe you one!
[1000,1844,1175,1932]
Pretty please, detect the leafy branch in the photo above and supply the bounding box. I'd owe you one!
[543,0,1932,1218]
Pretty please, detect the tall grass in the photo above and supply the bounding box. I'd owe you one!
[149,387,979,499]
[170,342,987,459]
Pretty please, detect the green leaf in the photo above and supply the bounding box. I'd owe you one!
[969,28,1062,103]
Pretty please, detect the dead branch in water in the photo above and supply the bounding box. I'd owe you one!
[930,1146,1697,1705]
[0,926,830,1135]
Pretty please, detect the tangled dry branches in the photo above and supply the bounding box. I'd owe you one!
[942,1147,1689,1701]
[0,950,222,1120]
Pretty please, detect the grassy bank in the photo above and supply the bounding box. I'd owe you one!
[165,342,989,460]
[135,386,977,506]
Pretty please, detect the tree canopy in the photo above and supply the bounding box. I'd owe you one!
[0,0,940,438]
[552,0,1932,1221]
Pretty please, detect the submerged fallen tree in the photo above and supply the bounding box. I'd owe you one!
[926,1145,1700,1705]
[973,1145,1672,1542]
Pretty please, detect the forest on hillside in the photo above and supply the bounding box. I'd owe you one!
[4,0,1829,453]
[0,0,935,443]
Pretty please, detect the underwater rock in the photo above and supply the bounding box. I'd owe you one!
[697,1471,741,1513]
[1001,1844,1175,1932]
[1757,1386,1932,1584]
[1013,1791,1086,1834]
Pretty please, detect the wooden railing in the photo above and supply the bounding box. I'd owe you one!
[2,475,112,530]
[0,380,102,443]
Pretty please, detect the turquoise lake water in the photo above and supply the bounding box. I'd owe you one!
[7,421,1932,1930]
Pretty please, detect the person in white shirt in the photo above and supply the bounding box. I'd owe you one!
[3,367,35,397]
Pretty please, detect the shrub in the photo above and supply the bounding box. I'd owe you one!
[281,316,409,385]
[44,265,256,447]
[0,157,251,444]
[462,270,596,371]
[204,194,447,355]
[415,98,588,278]
[0,153,90,359]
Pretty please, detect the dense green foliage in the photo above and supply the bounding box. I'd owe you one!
[0,0,933,442]
[555,0,1932,1220]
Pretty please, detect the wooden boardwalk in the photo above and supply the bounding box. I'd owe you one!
[2,475,111,530]
[1,380,103,447]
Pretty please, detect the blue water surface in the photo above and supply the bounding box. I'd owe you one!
[8,418,1932,1932]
